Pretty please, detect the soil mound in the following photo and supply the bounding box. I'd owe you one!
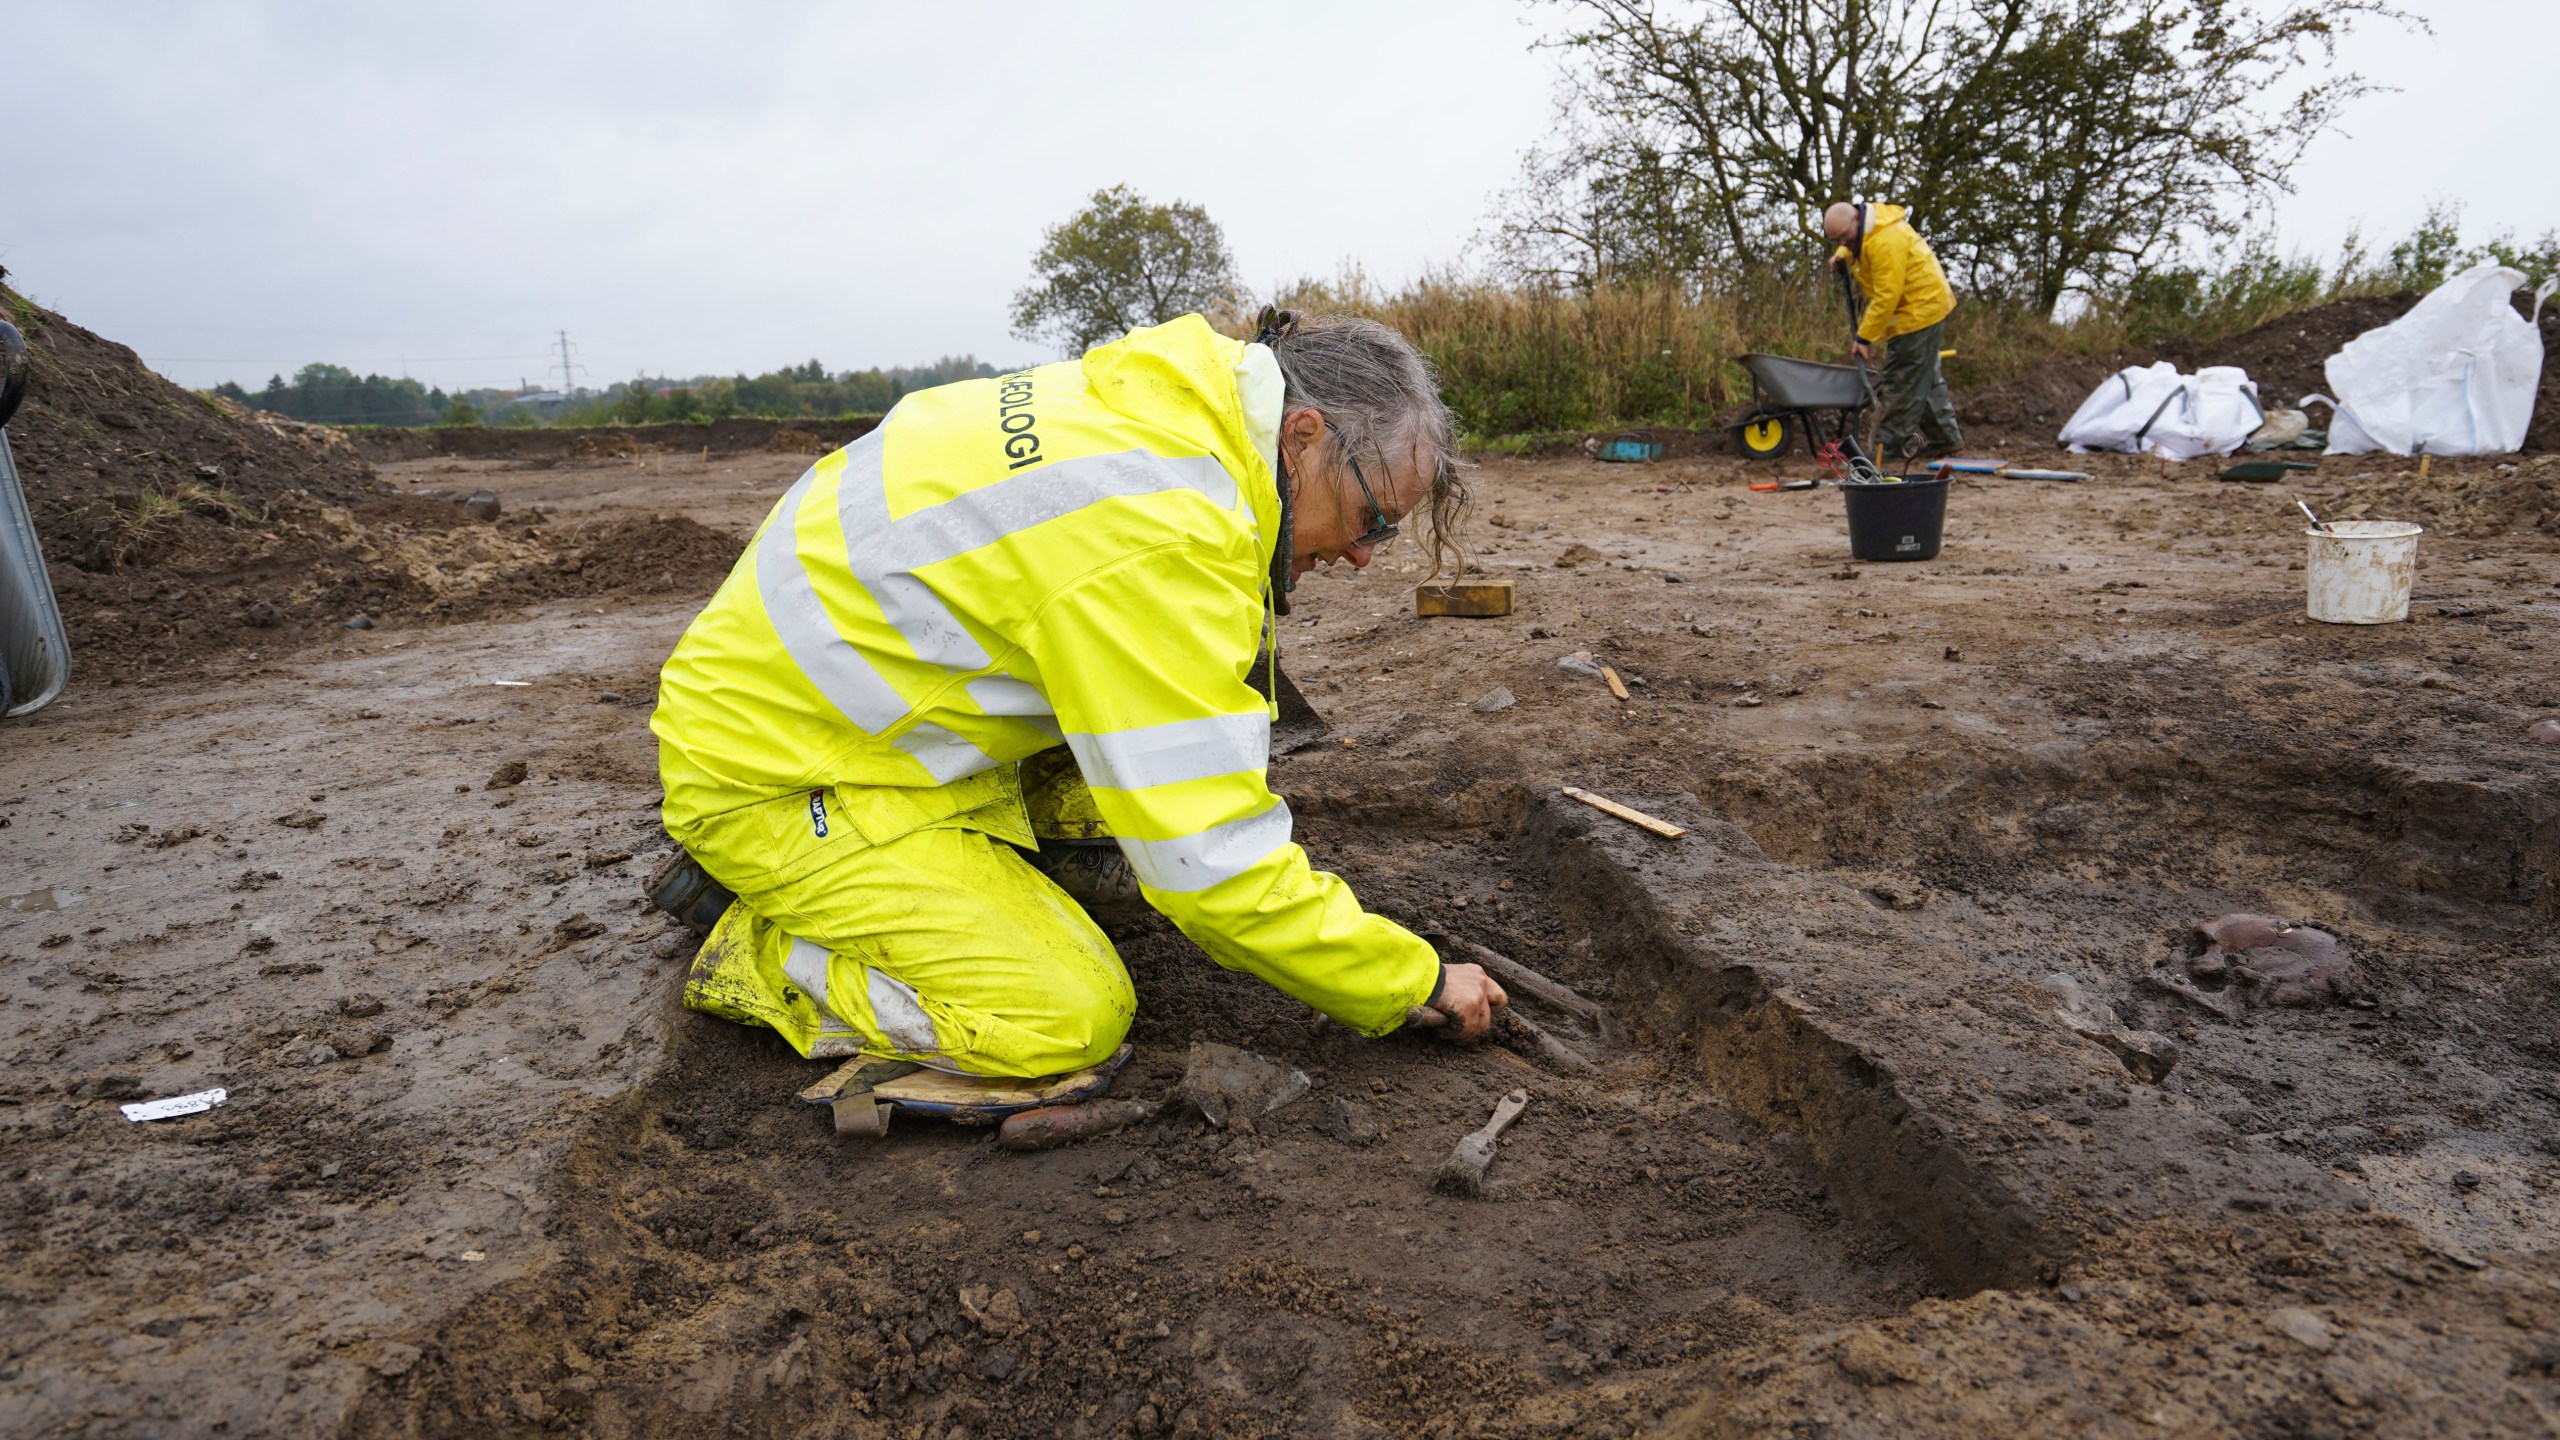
[0,283,745,684]
[0,279,378,555]
[2330,454,2560,537]
[347,415,878,465]
[1959,291,2560,452]
[48,503,744,681]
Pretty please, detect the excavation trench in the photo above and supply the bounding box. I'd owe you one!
[350,794,1988,1439]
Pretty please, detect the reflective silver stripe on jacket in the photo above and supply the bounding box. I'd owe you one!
[833,435,1237,671]
[1066,711,1270,792]
[1116,800,1294,893]
[756,463,991,782]
[761,428,1238,774]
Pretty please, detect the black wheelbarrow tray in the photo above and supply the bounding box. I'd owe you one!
[1727,352,1876,462]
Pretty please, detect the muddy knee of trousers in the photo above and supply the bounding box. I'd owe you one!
[1021,745,1112,842]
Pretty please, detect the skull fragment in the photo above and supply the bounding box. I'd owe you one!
[2183,914,2354,1007]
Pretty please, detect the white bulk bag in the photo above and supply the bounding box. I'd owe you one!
[2316,263,2556,456]
[2145,366,2264,461]
[2060,361,2184,453]
[2060,362,2262,459]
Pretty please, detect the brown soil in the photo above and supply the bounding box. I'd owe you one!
[0,290,810,684]
[345,417,877,465]
[9,313,2560,1437]
[15,292,2560,1424]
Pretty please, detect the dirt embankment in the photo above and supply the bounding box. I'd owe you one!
[0,287,751,684]
[346,416,878,465]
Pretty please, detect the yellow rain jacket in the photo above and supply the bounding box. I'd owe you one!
[652,316,1440,1049]
[1836,204,1955,344]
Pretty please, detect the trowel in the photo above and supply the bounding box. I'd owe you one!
[1250,651,1330,755]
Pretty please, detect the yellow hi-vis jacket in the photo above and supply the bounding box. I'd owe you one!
[651,316,1440,1035]
[1835,203,1956,344]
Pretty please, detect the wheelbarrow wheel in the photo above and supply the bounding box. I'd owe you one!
[1731,411,1794,461]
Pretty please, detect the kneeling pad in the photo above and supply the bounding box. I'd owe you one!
[798,1043,1133,1126]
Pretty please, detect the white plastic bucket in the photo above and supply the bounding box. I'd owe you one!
[2305,521,2423,624]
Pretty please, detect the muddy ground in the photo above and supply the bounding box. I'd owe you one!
[6,430,2560,1438]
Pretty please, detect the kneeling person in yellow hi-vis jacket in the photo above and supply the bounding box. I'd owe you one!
[649,311,1507,1081]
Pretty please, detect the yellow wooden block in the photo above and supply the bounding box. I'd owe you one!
[1415,579,1515,618]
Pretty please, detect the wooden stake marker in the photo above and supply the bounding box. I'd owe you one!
[1600,666,1630,701]
[1560,786,1685,839]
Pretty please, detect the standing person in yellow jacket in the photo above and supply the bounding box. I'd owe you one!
[648,310,1507,1081]
[1823,201,1963,461]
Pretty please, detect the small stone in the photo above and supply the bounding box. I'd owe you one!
[2530,719,2560,744]
[1317,1096,1381,1145]
[1554,543,1604,569]
[485,760,529,790]
[274,808,326,829]
[546,913,607,951]
[1943,646,1962,660]
[242,601,280,629]
[461,489,502,521]
[1019,1229,1042,1245]
[1662,572,1687,583]
[1833,1332,1921,1385]
[1471,686,1516,713]
[596,691,625,704]
[343,614,374,631]
[460,1249,486,1262]
[972,1347,1017,1381]
[1732,694,1763,708]
[338,993,385,1018]
[2452,1170,2482,1191]
[2270,1307,2333,1353]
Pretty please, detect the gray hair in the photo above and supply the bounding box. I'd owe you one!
[1264,312,1470,578]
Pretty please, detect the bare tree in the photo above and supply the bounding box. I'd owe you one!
[1494,0,2407,308]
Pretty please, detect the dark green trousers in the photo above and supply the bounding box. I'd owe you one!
[1875,319,1962,459]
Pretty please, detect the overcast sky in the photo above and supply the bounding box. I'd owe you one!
[6,2,2550,396]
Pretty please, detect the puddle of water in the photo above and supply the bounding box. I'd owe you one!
[4,887,63,914]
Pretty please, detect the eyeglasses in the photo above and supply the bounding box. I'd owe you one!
[1325,421,1400,549]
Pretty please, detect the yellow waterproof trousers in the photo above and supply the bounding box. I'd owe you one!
[675,766,1135,1078]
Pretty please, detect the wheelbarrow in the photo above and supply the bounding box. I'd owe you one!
[1727,353,1884,483]
[0,318,71,720]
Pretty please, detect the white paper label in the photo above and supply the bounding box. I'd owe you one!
[120,1088,228,1122]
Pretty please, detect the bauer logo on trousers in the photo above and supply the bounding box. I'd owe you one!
[808,789,830,838]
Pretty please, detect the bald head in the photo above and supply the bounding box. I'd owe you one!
[1822,203,1860,245]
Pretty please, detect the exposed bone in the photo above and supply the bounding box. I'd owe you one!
[1503,1009,1596,1075]
[2141,968,2242,1022]
[2040,974,2179,1083]
[1423,932,1609,1027]
[2189,914,2355,1008]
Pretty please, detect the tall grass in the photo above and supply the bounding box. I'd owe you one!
[1258,216,2531,442]
[1263,269,2102,440]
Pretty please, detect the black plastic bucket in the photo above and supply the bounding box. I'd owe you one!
[1839,475,1949,562]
